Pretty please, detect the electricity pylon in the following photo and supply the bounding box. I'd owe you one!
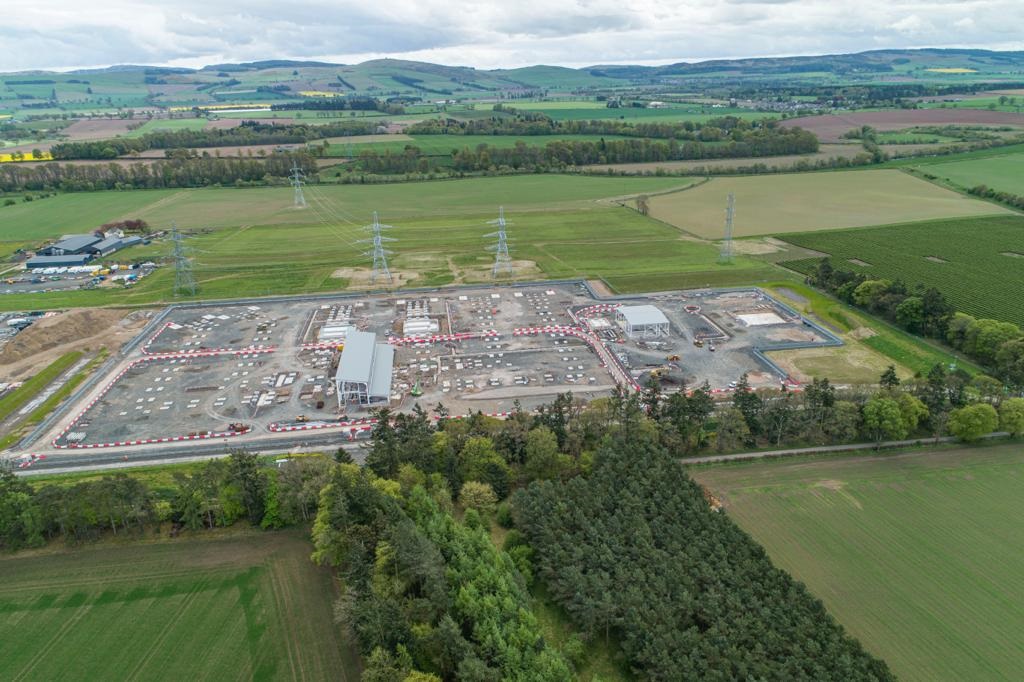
[485,206,513,277]
[361,211,396,285]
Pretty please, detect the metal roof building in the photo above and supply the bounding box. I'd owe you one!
[616,304,670,338]
[40,234,102,256]
[26,254,93,269]
[335,330,394,408]
[89,237,123,256]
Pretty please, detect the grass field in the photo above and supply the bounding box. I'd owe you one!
[913,151,1024,195]
[646,169,1009,238]
[123,118,210,138]
[0,175,696,244]
[691,444,1024,682]
[0,175,789,309]
[776,215,1024,326]
[0,205,770,309]
[0,529,360,681]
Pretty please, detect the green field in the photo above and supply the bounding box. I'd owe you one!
[646,169,1009,238]
[777,215,1024,326]
[498,102,768,123]
[914,151,1024,195]
[0,175,696,244]
[123,118,210,137]
[0,175,785,308]
[691,444,1024,682]
[0,530,359,680]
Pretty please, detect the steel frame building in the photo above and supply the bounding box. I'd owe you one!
[335,330,394,408]
[616,304,671,338]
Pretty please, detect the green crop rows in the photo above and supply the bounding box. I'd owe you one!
[776,215,1024,326]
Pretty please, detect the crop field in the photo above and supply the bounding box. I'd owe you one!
[777,215,1024,326]
[646,170,1008,238]
[0,530,360,681]
[691,444,1024,682]
[783,109,1024,142]
[123,118,210,137]
[913,151,1024,194]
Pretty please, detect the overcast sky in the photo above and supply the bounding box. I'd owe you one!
[6,0,1024,72]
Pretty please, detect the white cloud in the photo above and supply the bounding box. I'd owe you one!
[3,0,1024,71]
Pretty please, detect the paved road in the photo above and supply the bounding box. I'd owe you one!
[681,432,1011,465]
[10,432,368,476]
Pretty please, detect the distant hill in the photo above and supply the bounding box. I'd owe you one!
[4,48,1024,114]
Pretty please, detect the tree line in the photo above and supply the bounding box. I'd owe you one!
[353,127,818,175]
[408,110,802,142]
[0,153,317,193]
[49,121,377,160]
[513,417,894,679]
[808,260,1024,387]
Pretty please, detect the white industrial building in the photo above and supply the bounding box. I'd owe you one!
[616,305,670,338]
[335,330,394,408]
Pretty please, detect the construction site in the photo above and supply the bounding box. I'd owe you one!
[34,282,839,452]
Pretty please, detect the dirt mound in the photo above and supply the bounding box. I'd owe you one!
[0,309,151,379]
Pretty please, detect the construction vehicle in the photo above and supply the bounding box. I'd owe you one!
[295,415,309,423]
[649,367,669,379]
[410,380,423,397]
[228,422,247,432]
[693,339,704,348]
[666,354,680,362]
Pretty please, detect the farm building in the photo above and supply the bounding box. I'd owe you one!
[39,234,102,256]
[88,237,124,256]
[616,305,670,338]
[26,254,93,269]
[335,330,394,408]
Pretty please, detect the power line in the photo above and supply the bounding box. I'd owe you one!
[719,193,735,264]
[485,206,513,278]
[290,162,306,209]
[360,211,396,286]
[171,223,196,297]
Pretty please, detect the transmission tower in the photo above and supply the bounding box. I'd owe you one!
[289,162,306,208]
[360,211,396,285]
[485,206,513,278]
[719,193,735,264]
[171,223,196,296]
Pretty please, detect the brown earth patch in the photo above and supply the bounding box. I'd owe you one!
[330,266,419,288]
[0,308,153,381]
[785,109,1024,142]
[62,118,142,141]
[728,239,784,255]
[849,326,878,340]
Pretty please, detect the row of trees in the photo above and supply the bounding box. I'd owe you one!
[0,153,317,193]
[310,463,572,680]
[968,183,1024,211]
[513,418,895,680]
[354,127,818,175]
[49,121,376,160]
[808,260,1024,385]
[0,452,337,552]
[409,110,792,142]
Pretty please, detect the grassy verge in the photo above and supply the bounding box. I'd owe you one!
[764,282,978,376]
[0,349,108,450]
[0,351,83,423]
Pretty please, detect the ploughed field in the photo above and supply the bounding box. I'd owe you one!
[0,530,359,681]
[783,109,1024,142]
[691,444,1024,682]
[777,215,1024,326]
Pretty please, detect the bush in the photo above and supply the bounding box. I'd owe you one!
[459,481,497,515]
[947,403,999,442]
[495,502,514,528]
